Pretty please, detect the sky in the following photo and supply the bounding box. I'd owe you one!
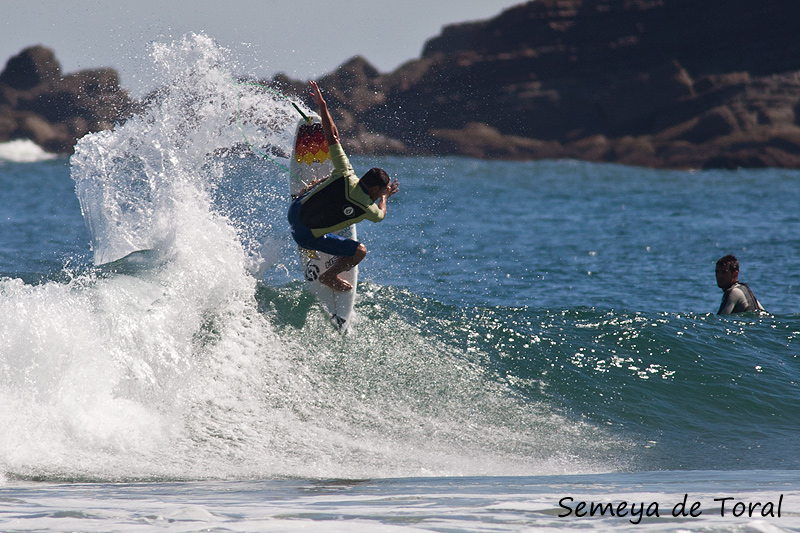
[2,0,523,98]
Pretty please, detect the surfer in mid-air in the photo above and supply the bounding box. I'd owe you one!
[288,81,399,291]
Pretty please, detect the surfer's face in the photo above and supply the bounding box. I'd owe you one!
[716,267,737,289]
[366,184,387,201]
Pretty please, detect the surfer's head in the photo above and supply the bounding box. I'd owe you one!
[715,254,739,289]
[360,167,391,200]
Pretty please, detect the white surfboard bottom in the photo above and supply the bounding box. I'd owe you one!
[296,225,357,332]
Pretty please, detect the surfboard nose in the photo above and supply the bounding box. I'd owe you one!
[295,123,329,165]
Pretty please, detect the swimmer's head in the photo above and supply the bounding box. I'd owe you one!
[715,254,739,289]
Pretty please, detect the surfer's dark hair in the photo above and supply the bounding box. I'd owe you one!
[360,167,390,189]
[716,254,739,273]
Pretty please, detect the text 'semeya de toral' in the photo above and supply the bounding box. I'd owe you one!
[558,494,784,525]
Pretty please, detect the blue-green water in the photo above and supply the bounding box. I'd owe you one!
[1,34,799,532]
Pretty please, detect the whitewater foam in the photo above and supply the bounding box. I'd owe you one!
[0,139,58,163]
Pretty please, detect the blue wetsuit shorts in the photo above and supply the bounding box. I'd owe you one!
[288,197,361,257]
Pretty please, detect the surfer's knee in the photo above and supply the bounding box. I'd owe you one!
[354,243,367,262]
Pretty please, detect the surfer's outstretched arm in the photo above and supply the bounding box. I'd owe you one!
[309,81,340,146]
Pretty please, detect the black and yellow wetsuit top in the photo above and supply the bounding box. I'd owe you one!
[298,143,384,237]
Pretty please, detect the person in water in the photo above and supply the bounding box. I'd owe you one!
[288,80,399,292]
[715,254,765,314]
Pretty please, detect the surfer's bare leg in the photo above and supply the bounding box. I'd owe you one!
[319,244,366,292]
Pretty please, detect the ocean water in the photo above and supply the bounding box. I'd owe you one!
[1,34,799,532]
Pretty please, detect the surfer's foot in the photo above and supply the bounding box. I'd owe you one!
[318,246,365,292]
[320,272,353,292]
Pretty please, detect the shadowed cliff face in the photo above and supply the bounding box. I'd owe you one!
[417,0,800,138]
[423,0,799,76]
[274,0,800,169]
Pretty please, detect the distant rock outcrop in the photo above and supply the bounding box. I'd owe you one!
[272,0,800,169]
[5,0,800,169]
[0,45,133,153]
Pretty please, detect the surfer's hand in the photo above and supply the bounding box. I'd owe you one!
[309,81,324,108]
[384,179,399,198]
[300,175,328,195]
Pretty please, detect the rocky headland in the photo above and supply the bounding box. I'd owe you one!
[274,0,800,169]
[4,0,800,169]
[0,45,133,154]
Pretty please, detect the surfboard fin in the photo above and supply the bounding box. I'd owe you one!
[331,314,347,332]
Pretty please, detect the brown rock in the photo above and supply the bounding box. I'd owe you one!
[679,106,739,144]
[266,0,800,168]
[66,116,90,138]
[21,68,129,125]
[0,46,133,153]
[17,113,66,146]
[568,135,611,161]
[431,122,565,159]
[344,132,406,156]
[598,60,695,133]
[0,84,19,107]
[0,113,15,139]
[694,72,751,95]
[0,45,61,91]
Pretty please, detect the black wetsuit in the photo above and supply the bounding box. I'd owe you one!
[718,282,764,315]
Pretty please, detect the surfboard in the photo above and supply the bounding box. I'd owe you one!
[288,115,357,333]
